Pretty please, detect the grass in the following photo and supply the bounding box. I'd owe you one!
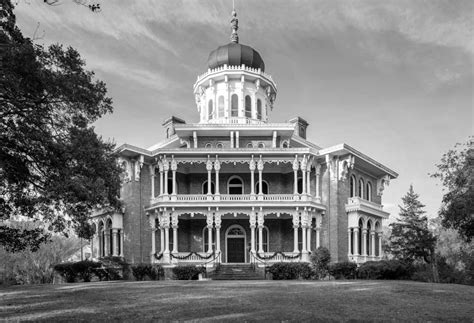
[0,280,473,322]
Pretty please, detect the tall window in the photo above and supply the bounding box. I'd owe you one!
[245,95,252,118]
[358,178,364,198]
[350,175,356,197]
[257,99,262,120]
[366,182,372,201]
[228,176,244,194]
[255,180,269,194]
[202,181,215,194]
[208,100,214,120]
[218,96,224,118]
[256,226,269,252]
[297,177,303,194]
[167,178,173,195]
[231,94,239,117]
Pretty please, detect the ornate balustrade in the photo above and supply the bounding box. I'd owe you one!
[151,194,323,206]
[345,197,389,218]
[349,255,382,264]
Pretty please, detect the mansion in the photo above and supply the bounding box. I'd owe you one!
[90,10,397,270]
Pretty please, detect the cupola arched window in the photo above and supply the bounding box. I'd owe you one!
[228,176,244,195]
[366,182,372,201]
[245,95,252,118]
[231,94,239,117]
[257,99,262,120]
[350,175,356,198]
[218,96,224,118]
[358,178,364,198]
[208,100,214,120]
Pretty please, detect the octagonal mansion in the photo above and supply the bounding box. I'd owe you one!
[90,10,397,273]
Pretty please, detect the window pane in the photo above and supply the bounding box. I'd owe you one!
[245,95,252,118]
[231,94,238,117]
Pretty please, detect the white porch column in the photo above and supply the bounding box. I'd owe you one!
[171,157,177,197]
[104,230,110,256]
[90,235,94,260]
[306,221,312,253]
[150,215,156,260]
[163,214,170,253]
[214,214,222,259]
[292,212,300,253]
[171,213,178,253]
[306,169,311,196]
[378,233,383,258]
[257,211,264,253]
[158,161,164,196]
[249,210,256,253]
[149,164,155,199]
[119,230,124,257]
[301,212,308,253]
[315,164,321,200]
[230,131,234,148]
[158,215,164,253]
[353,227,359,256]
[293,155,299,196]
[214,157,220,196]
[315,227,321,249]
[235,131,239,148]
[348,228,352,257]
[250,157,256,196]
[362,229,368,257]
[206,212,214,253]
[112,229,119,256]
[370,231,376,257]
[257,156,264,197]
[206,157,213,197]
[163,158,169,197]
[301,157,307,195]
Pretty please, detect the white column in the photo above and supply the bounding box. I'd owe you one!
[149,165,155,199]
[160,227,164,253]
[307,226,312,253]
[249,211,256,253]
[104,231,110,256]
[371,231,376,257]
[214,214,222,259]
[315,164,321,200]
[163,159,169,196]
[171,164,177,196]
[353,228,359,256]
[257,157,264,196]
[362,229,367,257]
[158,161,164,196]
[301,216,307,253]
[172,213,178,253]
[90,235,94,260]
[257,211,264,253]
[301,157,307,195]
[206,158,213,197]
[112,229,119,256]
[235,131,239,148]
[293,156,299,196]
[151,226,156,257]
[292,212,300,253]
[119,230,124,257]
[206,212,214,253]
[307,169,311,196]
[164,215,170,253]
[348,228,352,257]
[315,227,321,249]
[230,131,234,148]
[214,157,220,195]
[250,157,256,196]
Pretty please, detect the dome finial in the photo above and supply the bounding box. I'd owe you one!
[230,1,239,43]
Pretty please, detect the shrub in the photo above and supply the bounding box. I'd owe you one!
[358,260,411,280]
[54,261,102,283]
[131,264,164,281]
[172,265,205,280]
[267,262,313,280]
[328,262,357,279]
[310,247,331,279]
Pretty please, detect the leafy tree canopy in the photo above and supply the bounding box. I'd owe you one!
[431,140,473,242]
[387,185,437,264]
[0,0,121,251]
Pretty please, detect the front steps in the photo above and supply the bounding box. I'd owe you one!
[210,264,264,280]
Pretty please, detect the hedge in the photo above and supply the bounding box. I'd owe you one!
[131,264,164,281]
[358,260,411,280]
[172,265,206,280]
[267,262,313,280]
[328,262,357,279]
[54,261,102,283]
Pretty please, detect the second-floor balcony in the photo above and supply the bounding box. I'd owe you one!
[345,197,389,218]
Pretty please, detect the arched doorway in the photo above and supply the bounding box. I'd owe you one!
[225,225,246,263]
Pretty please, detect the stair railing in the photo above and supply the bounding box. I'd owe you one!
[197,251,221,278]
[249,251,267,279]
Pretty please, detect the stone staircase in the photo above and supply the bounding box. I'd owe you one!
[210,264,264,280]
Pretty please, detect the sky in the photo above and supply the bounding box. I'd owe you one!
[13,0,473,219]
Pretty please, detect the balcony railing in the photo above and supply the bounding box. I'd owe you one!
[151,194,322,205]
[345,197,389,218]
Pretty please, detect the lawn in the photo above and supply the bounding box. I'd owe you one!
[1,280,473,322]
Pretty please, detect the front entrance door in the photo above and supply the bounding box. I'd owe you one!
[226,225,246,263]
[227,238,245,263]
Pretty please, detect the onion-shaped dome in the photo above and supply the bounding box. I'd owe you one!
[207,43,265,72]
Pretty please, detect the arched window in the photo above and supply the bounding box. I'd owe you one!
[358,218,364,255]
[228,176,244,194]
[231,94,239,117]
[255,180,269,194]
[167,178,173,195]
[246,142,254,148]
[106,218,113,257]
[256,226,269,252]
[350,175,356,198]
[297,177,303,194]
[202,181,215,194]
[358,178,364,198]
[245,95,252,118]
[218,96,224,118]
[281,140,289,148]
[367,220,372,256]
[257,99,262,120]
[205,143,212,149]
[208,100,214,120]
[258,142,265,148]
[202,226,215,252]
[216,142,224,149]
[366,182,372,201]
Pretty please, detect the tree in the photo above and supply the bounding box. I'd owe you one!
[431,140,473,242]
[387,185,437,265]
[0,0,121,251]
